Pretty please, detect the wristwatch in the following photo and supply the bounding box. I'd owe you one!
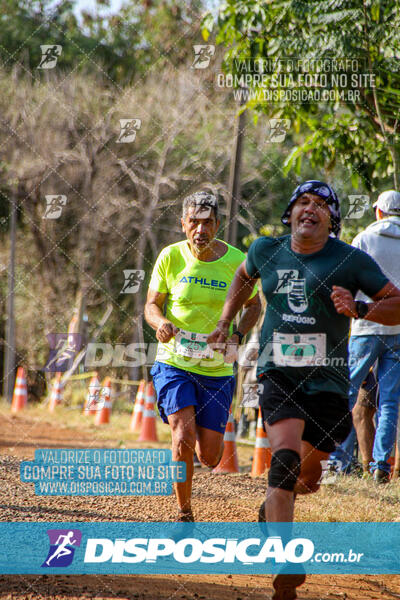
[355,301,369,319]
[232,330,245,344]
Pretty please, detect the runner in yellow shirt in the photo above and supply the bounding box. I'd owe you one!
[144,191,260,521]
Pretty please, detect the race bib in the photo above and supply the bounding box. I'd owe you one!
[273,332,326,367]
[174,329,214,360]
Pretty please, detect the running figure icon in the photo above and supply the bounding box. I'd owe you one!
[45,531,77,566]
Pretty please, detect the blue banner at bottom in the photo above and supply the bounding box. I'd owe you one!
[1,522,398,574]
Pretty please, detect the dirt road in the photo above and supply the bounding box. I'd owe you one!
[1,410,399,599]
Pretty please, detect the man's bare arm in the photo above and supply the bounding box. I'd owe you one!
[207,261,259,344]
[331,282,400,325]
[232,292,261,341]
[144,289,179,343]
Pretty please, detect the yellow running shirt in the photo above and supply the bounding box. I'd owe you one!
[149,239,255,376]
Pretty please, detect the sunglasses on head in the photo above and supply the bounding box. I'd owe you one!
[298,183,331,198]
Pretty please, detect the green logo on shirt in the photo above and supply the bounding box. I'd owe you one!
[274,271,309,314]
[288,278,308,313]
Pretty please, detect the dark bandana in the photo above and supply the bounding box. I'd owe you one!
[281,180,341,237]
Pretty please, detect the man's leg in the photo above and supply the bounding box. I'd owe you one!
[352,382,376,473]
[262,419,305,600]
[263,418,304,522]
[295,441,330,494]
[192,372,234,468]
[329,335,379,472]
[269,441,328,600]
[168,406,197,517]
[196,425,224,468]
[372,336,400,477]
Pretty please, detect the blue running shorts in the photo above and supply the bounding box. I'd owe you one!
[150,361,235,434]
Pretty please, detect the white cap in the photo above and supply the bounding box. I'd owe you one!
[373,190,400,215]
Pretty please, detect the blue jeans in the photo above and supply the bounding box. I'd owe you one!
[330,334,400,473]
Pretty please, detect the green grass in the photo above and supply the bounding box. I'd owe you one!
[296,474,400,522]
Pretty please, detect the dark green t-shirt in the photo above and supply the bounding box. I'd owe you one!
[246,235,389,396]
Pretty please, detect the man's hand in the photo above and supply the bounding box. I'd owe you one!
[156,321,180,343]
[330,285,357,318]
[207,320,230,349]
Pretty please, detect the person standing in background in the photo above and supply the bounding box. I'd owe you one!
[329,190,400,483]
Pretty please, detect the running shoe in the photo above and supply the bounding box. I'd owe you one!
[272,572,306,600]
[373,469,390,484]
[176,509,195,522]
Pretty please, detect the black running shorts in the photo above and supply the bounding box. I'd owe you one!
[259,370,352,453]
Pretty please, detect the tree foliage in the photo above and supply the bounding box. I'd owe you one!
[0,64,266,368]
[0,0,383,378]
[204,0,400,190]
[0,0,205,82]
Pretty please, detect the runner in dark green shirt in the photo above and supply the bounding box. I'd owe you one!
[246,234,388,397]
[208,180,400,600]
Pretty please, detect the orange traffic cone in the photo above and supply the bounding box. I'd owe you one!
[138,381,158,442]
[130,379,145,432]
[11,367,28,413]
[251,408,271,477]
[84,373,101,416]
[94,377,112,425]
[213,408,239,474]
[48,373,63,412]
